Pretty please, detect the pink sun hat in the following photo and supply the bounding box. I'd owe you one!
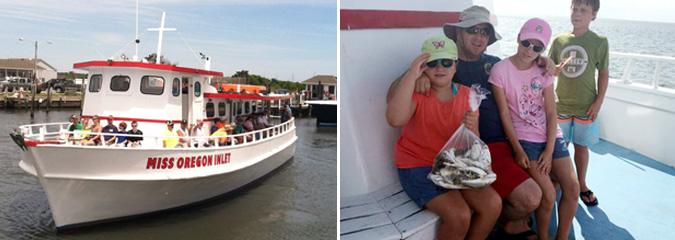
[519,18,552,49]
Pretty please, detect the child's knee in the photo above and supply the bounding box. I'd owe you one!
[439,206,471,228]
[540,189,557,209]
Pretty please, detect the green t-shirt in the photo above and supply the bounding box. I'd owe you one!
[549,30,609,116]
[69,123,83,132]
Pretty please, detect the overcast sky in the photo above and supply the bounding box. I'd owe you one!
[0,0,337,82]
[494,0,675,24]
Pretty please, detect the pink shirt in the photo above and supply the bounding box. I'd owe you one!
[488,58,562,143]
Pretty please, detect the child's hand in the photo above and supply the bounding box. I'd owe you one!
[463,110,479,135]
[515,151,530,169]
[586,99,603,121]
[537,151,553,175]
[536,56,557,77]
[415,73,431,96]
[405,53,430,82]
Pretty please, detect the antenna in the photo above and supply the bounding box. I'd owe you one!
[133,0,139,61]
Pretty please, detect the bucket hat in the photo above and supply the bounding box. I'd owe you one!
[443,5,502,46]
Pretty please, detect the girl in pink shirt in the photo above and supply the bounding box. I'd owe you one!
[387,36,501,240]
[489,18,579,240]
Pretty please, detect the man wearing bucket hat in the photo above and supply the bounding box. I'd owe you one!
[388,5,553,239]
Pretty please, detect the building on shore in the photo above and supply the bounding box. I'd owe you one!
[302,75,337,100]
[0,58,57,82]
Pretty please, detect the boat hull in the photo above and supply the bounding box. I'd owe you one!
[20,129,296,229]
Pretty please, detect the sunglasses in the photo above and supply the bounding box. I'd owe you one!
[465,26,490,36]
[132,125,138,127]
[426,59,456,68]
[520,40,545,53]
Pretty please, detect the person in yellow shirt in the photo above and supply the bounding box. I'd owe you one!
[210,125,237,146]
[163,120,180,148]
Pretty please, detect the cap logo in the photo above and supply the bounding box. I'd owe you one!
[536,26,543,33]
[432,41,445,49]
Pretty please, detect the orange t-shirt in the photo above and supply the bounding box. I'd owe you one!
[394,85,473,168]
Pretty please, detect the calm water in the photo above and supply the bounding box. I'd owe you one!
[496,16,675,89]
[0,109,336,239]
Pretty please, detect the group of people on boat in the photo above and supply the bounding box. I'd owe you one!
[386,1,607,239]
[66,115,143,147]
[63,106,287,149]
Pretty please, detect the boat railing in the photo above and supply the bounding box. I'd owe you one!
[499,41,675,91]
[609,52,675,90]
[18,118,295,149]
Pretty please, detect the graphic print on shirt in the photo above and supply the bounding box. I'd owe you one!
[560,45,589,78]
[517,77,545,127]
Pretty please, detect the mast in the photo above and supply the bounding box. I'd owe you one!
[148,12,177,64]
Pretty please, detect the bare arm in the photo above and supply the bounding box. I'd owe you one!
[387,65,432,102]
[537,85,558,174]
[386,53,429,127]
[587,68,609,121]
[492,85,529,169]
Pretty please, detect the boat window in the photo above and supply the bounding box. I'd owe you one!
[89,74,102,92]
[206,102,215,118]
[110,75,131,92]
[194,82,201,97]
[252,103,256,113]
[244,101,250,114]
[237,102,242,114]
[172,78,180,97]
[141,76,165,95]
[218,102,226,116]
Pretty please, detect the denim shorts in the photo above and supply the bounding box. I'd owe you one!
[518,138,570,161]
[398,166,451,208]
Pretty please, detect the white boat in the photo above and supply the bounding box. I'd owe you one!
[11,12,297,230]
[340,0,675,239]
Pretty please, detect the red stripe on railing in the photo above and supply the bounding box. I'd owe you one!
[80,116,181,124]
[204,93,293,100]
[25,140,62,147]
[340,9,460,30]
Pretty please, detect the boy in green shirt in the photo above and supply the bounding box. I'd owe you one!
[67,114,83,141]
[549,0,608,207]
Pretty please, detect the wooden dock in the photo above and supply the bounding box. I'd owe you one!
[0,95,82,109]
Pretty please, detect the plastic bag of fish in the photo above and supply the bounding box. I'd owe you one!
[428,84,496,189]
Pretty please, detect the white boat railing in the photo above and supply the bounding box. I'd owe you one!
[17,118,295,149]
[610,52,675,89]
[499,41,675,90]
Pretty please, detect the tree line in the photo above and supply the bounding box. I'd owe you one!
[233,70,306,93]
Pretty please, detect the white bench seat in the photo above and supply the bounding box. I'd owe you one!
[340,182,440,239]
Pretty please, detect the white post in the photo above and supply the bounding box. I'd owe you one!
[148,12,177,64]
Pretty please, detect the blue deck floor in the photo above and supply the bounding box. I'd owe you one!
[547,139,675,240]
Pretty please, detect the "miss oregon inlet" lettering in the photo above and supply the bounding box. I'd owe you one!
[146,153,231,170]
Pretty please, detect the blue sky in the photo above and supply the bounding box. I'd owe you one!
[0,0,337,82]
[495,0,675,24]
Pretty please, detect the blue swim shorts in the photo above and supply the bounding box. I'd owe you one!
[518,138,570,161]
[557,115,599,146]
[398,166,450,208]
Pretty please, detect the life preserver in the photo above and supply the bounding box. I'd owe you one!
[325,91,330,97]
